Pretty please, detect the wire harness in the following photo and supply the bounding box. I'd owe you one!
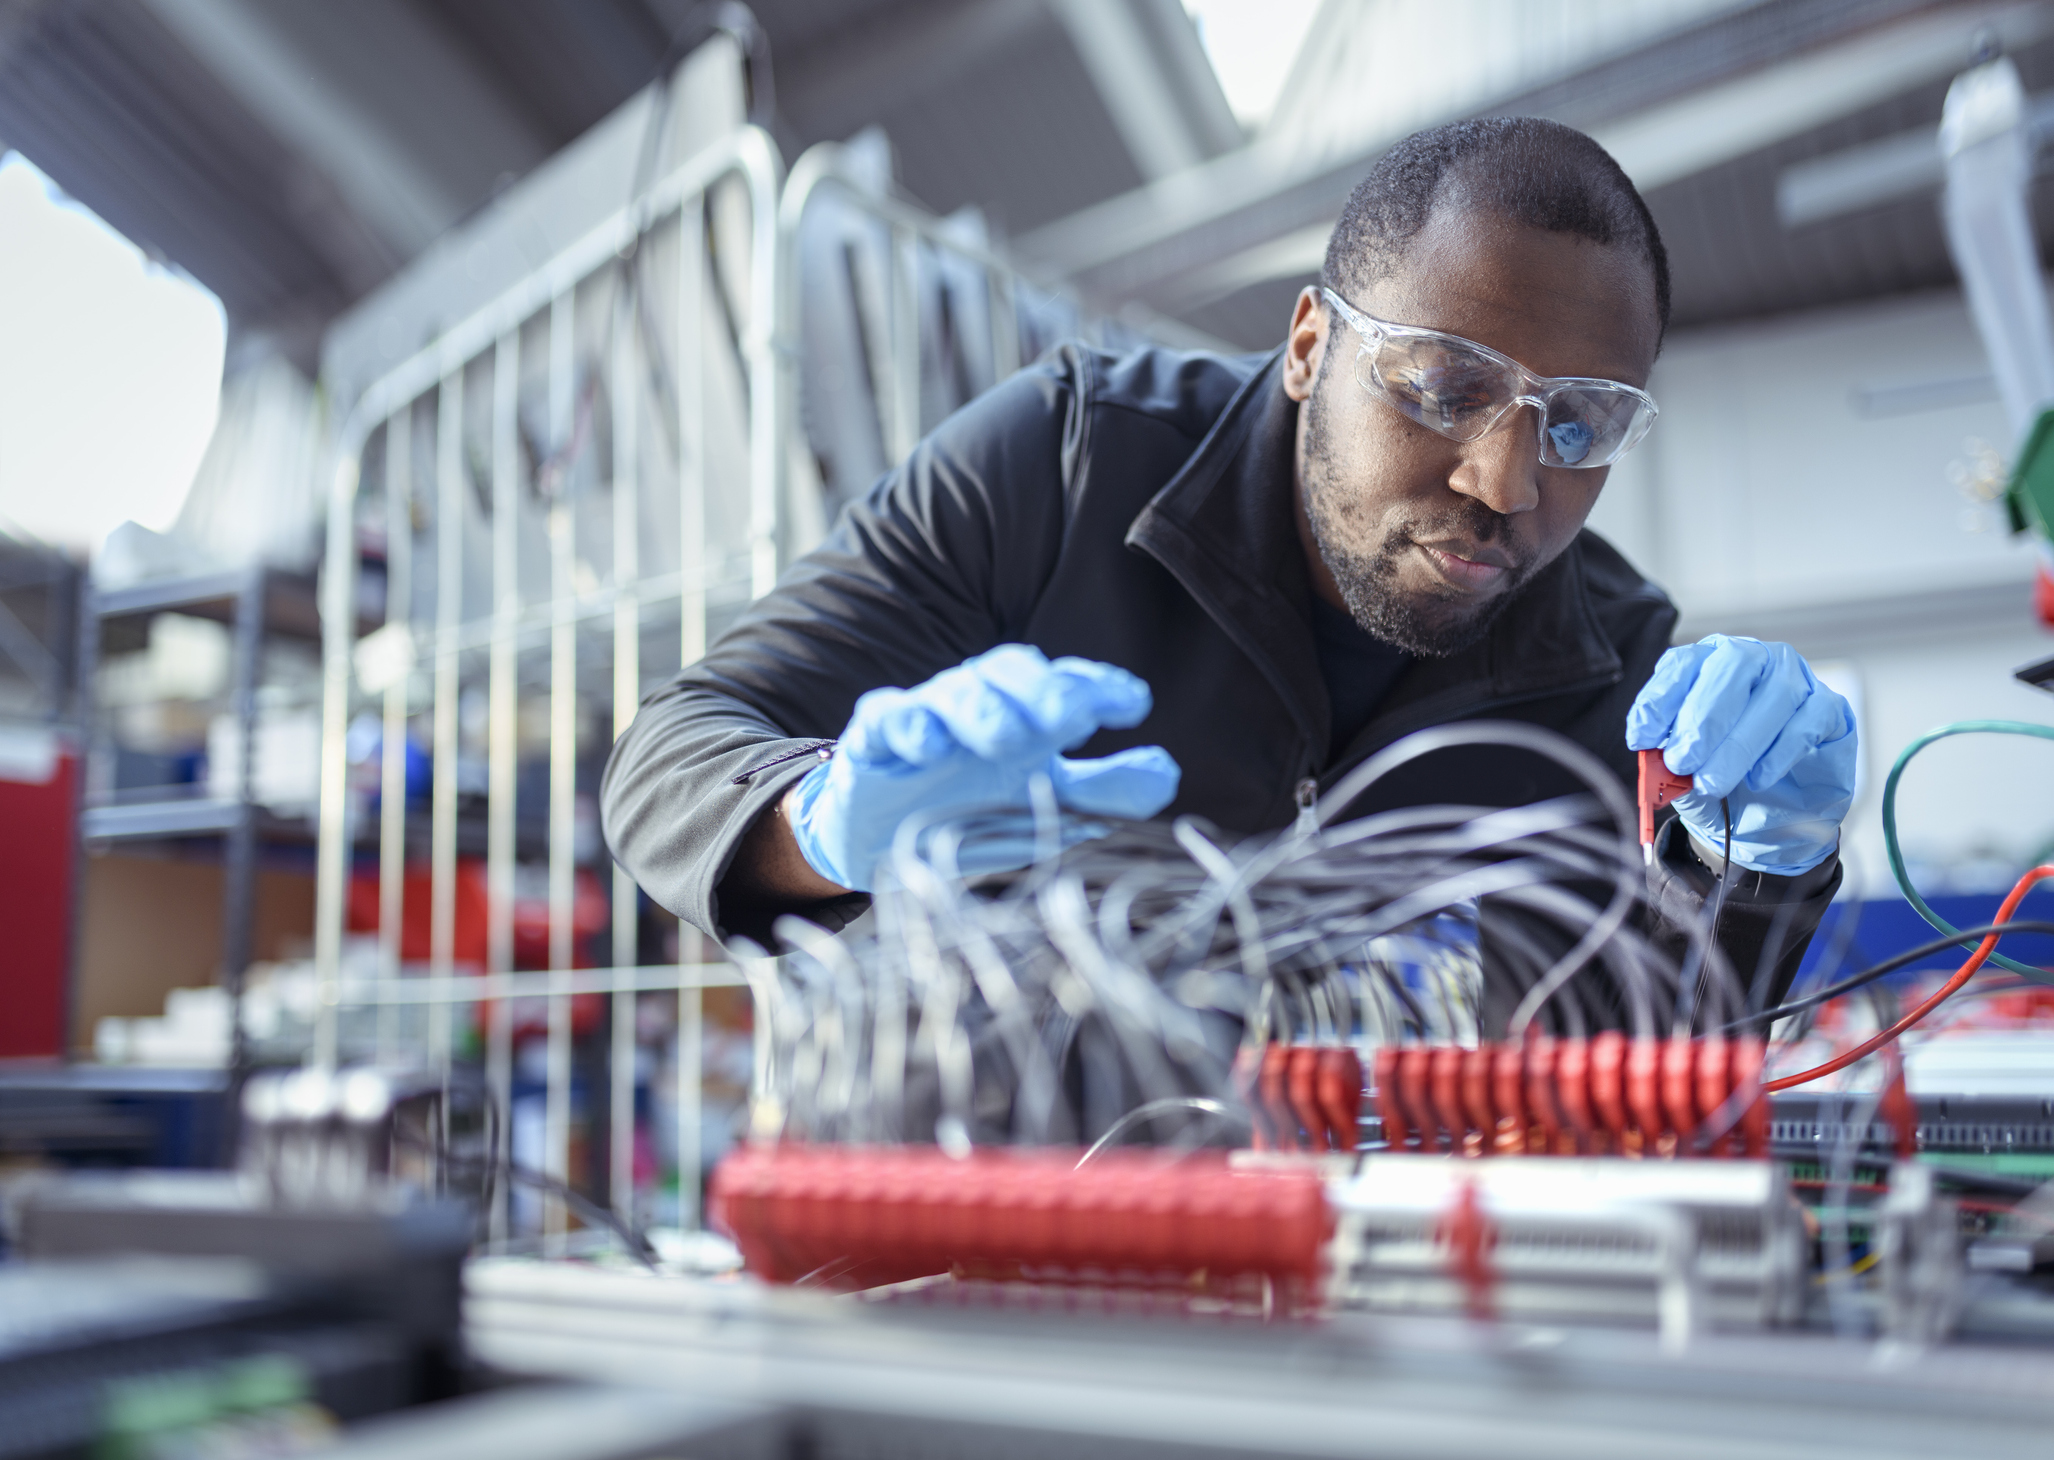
[747,721,1730,1151]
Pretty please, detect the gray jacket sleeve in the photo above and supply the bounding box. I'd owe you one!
[599,361,1076,947]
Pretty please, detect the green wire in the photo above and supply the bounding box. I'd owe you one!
[1881,718,2054,981]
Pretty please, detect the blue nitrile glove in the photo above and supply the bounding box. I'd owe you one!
[786,644,1182,891]
[1625,635,1857,877]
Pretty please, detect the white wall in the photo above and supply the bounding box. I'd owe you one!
[1586,284,2054,897]
[1590,285,2034,614]
[1836,631,2054,898]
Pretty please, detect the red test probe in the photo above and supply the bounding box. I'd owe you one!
[1636,747,1693,865]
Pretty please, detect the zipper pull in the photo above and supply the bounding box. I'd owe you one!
[1294,776,1319,836]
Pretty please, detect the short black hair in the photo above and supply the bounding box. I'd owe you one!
[1322,117,1670,342]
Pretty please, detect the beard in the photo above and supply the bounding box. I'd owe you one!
[1300,378,1540,658]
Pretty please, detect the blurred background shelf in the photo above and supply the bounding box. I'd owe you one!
[91,567,322,644]
[73,566,317,1085]
[79,796,311,843]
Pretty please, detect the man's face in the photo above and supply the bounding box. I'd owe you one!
[1283,205,1661,656]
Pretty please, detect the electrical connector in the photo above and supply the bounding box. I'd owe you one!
[1637,746,1694,861]
[708,1144,1334,1308]
[1358,1036,1768,1157]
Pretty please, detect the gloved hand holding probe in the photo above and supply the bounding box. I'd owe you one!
[785,644,1182,892]
[1625,635,1857,876]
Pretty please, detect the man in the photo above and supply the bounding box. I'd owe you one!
[602,118,1856,1025]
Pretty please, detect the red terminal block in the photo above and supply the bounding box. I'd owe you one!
[712,1039,1781,1308]
[1555,1036,1596,1153]
[1637,746,1694,853]
[1373,1045,1410,1152]
[1287,1046,1323,1149]
[1351,1035,1771,1158]
[1589,1031,1629,1151]
[1524,1036,1565,1154]
[1315,1048,1366,1153]
[709,1143,1333,1305]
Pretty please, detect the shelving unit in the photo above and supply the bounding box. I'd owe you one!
[75,566,320,1089]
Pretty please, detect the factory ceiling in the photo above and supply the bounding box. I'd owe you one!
[1020,0,2054,349]
[0,0,2048,365]
[0,0,1236,368]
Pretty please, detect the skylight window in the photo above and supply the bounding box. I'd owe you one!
[1182,0,1323,131]
[0,152,225,554]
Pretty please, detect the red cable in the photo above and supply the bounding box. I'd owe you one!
[1763,864,2054,1092]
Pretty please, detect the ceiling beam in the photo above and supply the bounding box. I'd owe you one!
[141,0,545,260]
[1021,0,2051,315]
[1046,0,1217,181]
[776,0,1048,146]
[1593,1,2054,193]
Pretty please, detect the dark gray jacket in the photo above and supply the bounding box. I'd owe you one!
[602,345,1837,1019]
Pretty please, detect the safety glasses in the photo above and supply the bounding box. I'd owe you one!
[1321,287,1657,469]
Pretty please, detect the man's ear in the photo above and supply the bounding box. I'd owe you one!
[1282,286,1325,403]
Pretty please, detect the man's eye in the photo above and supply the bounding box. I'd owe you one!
[1391,363,1496,414]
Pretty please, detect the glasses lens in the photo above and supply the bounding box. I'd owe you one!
[1357,335,1513,441]
[1541,386,1652,468]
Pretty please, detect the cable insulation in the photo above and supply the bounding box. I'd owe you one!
[1883,719,2054,980]
[1763,864,2054,1091]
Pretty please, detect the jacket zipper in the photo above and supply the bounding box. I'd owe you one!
[730,740,836,785]
[1293,777,1319,835]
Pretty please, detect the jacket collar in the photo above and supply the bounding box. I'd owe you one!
[1126,349,1331,752]
[1126,351,1624,774]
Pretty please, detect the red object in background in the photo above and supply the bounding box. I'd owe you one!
[0,737,75,1058]
[709,1143,1333,1306]
[347,858,609,968]
[2035,553,2054,627]
[1978,985,2054,1023]
[349,862,489,967]
[346,858,611,1035]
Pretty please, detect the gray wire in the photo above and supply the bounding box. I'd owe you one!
[754,720,1705,1149]
[1073,1097,1246,1167]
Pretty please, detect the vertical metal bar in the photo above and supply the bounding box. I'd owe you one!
[855,240,899,476]
[220,563,264,1145]
[429,370,462,1084]
[725,133,788,1226]
[377,408,412,1063]
[609,273,641,1230]
[544,289,577,1251]
[890,224,921,465]
[746,152,784,598]
[68,574,100,1064]
[678,201,707,672]
[678,194,707,1231]
[314,450,362,1072]
[487,333,519,1247]
[678,963,702,1231]
[988,270,1021,381]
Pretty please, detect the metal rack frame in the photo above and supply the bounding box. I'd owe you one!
[310,122,1148,1251]
[77,567,322,1097]
[777,140,1026,469]
[313,125,784,1246]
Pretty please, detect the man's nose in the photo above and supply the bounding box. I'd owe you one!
[1448,408,1542,516]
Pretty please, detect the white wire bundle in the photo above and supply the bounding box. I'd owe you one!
[751,722,1736,1150]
